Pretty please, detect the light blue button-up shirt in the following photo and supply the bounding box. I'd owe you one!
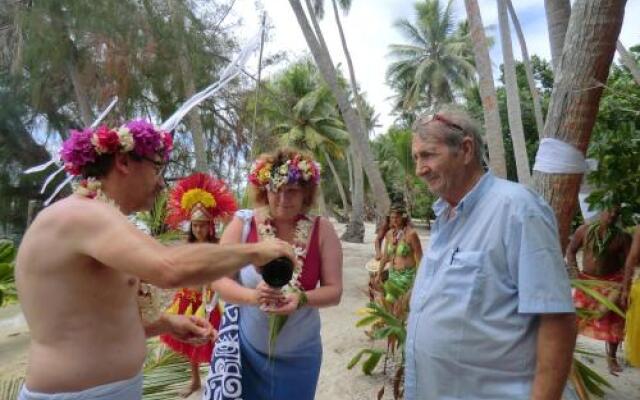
[405,172,574,400]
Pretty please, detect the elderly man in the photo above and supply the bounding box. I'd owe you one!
[16,121,293,399]
[405,109,576,400]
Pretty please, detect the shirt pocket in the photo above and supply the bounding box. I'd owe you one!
[440,250,486,309]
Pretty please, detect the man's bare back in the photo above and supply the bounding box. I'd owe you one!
[17,197,148,392]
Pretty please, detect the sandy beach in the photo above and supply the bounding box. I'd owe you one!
[1,220,639,399]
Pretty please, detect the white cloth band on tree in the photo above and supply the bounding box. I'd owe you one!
[532,138,588,174]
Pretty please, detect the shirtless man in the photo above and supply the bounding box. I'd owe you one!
[16,121,294,399]
[566,208,631,374]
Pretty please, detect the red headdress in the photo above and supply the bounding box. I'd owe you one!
[165,173,238,229]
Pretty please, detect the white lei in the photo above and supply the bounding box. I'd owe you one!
[255,207,314,292]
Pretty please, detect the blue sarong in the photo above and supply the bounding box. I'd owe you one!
[203,304,322,400]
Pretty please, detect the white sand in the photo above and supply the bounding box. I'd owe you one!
[2,220,639,399]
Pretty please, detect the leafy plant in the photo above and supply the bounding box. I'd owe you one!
[142,339,195,399]
[0,239,17,306]
[586,123,640,225]
[0,375,24,399]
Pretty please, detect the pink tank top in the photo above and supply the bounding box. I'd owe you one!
[246,215,322,291]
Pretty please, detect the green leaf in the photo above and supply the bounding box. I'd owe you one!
[362,350,384,375]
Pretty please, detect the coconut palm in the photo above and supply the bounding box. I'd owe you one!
[387,0,475,112]
[256,61,351,214]
[544,0,571,73]
[497,0,530,185]
[464,0,508,178]
[288,0,391,221]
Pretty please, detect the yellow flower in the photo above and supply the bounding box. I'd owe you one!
[181,188,216,211]
[258,165,272,184]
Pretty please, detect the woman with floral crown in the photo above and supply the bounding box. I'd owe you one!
[203,148,343,400]
[161,172,237,397]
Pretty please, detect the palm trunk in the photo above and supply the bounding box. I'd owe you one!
[347,149,354,195]
[533,0,626,251]
[170,1,208,172]
[321,147,350,215]
[464,0,507,178]
[289,0,390,219]
[317,182,328,216]
[331,0,367,124]
[506,0,544,139]
[342,145,364,242]
[544,0,571,73]
[617,40,640,86]
[497,0,530,185]
[67,57,94,127]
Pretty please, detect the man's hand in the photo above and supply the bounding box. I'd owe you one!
[164,314,216,345]
[251,239,296,268]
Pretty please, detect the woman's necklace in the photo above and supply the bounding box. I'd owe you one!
[255,207,313,291]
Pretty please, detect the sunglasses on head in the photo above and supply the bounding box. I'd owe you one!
[420,113,464,132]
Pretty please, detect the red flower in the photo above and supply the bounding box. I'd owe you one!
[94,125,121,154]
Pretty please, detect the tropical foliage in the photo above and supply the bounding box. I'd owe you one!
[0,239,17,307]
[387,0,474,115]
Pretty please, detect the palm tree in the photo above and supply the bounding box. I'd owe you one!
[463,0,508,177]
[533,0,626,252]
[257,61,351,214]
[497,0,530,185]
[617,41,640,86]
[544,0,571,73]
[506,0,544,139]
[387,0,475,111]
[288,0,391,220]
[310,0,367,241]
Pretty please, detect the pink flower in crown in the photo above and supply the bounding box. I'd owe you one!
[92,125,121,154]
[125,119,163,159]
[61,128,97,175]
[161,132,173,160]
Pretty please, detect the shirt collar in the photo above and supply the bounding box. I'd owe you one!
[432,171,494,217]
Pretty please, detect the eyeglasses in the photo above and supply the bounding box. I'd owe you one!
[418,113,464,133]
[141,156,167,176]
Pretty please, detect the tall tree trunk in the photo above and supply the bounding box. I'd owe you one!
[507,0,545,139]
[464,0,507,178]
[170,1,207,172]
[497,0,530,185]
[330,0,367,128]
[346,148,354,194]
[544,0,571,73]
[67,56,94,127]
[342,145,364,242]
[289,0,390,219]
[317,182,328,216]
[321,147,350,215]
[533,0,626,251]
[617,40,640,86]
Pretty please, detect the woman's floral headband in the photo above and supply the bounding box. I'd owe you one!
[60,119,173,176]
[249,154,321,191]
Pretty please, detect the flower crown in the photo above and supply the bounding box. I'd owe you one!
[249,154,321,191]
[60,119,173,176]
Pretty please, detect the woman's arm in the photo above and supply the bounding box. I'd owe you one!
[305,217,343,307]
[409,229,423,266]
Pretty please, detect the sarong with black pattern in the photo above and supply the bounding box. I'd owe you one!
[203,304,243,400]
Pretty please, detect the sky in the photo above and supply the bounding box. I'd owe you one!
[229,0,640,135]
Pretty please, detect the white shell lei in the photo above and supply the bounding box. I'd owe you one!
[255,207,313,292]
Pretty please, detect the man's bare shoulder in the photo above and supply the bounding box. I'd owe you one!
[29,195,125,238]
